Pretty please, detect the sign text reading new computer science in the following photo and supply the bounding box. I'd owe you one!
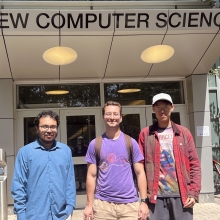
[0,10,220,31]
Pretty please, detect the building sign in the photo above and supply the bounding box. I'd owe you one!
[0,9,220,33]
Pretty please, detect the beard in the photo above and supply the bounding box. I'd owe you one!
[39,133,57,145]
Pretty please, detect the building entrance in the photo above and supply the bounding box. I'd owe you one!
[60,108,102,207]
[16,104,188,208]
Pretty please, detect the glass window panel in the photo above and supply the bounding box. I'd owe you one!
[209,90,219,146]
[104,82,184,106]
[74,164,87,195]
[212,147,220,193]
[66,115,95,157]
[24,117,38,145]
[18,84,100,109]
[208,74,217,87]
[213,147,220,161]
[210,118,219,146]
[120,114,141,142]
[152,112,181,125]
[209,90,219,116]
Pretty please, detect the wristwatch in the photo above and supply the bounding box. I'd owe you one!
[140,198,148,204]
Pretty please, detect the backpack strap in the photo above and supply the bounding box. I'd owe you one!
[94,135,103,167]
[124,133,139,196]
[123,133,133,163]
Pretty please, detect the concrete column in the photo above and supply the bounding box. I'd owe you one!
[0,79,14,204]
[186,74,214,203]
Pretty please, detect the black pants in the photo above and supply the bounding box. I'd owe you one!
[147,197,193,220]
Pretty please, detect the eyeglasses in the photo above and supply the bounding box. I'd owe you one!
[104,112,120,118]
[39,125,58,131]
[154,106,171,112]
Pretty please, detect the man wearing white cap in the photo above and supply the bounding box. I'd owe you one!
[138,93,201,220]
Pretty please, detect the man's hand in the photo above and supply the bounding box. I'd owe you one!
[83,205,94,220]
[138,202,150,220]
[183,197,196,208]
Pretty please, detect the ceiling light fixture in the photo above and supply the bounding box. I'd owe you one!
[45,90,69,95]
[43,12,77,66]
[43,46,77,65]
[141,45,174,64]
[118,89,141,93]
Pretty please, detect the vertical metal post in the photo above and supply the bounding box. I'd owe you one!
[0,149,7,220]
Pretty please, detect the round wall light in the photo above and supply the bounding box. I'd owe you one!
[141,45,174,64]
[45,90,69,95]
[118,89,141,93]
[43,46,77,65]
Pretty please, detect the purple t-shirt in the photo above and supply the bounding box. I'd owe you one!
[85,131,144,203]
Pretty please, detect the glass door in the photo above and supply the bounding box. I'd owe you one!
[146,104,189,128]
[120,105,189,141]
[60,108,102,208]
[120,107,146,142]
[16,110,61,153]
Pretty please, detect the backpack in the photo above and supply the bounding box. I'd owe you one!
[94,133,138,192]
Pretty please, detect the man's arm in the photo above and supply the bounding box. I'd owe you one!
[182,127,201,207]
[186,129,201,201]
[83,163,97,220]
[133,162,149,220]
[65,150,76,215]
[11,150,28,220]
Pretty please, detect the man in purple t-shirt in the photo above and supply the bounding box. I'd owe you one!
[83,101,149,220]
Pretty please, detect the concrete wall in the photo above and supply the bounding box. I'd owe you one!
[186,74,214,202]
[0,79,14,204]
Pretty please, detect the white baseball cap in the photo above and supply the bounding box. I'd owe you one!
[152,93,173,105]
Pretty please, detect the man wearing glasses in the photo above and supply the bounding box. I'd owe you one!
[83,101,149,220]
[138,93,201,220]
[11,110,76,220]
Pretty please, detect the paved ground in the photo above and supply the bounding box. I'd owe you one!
[7,196,220,220]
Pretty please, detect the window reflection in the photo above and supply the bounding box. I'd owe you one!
[18,84,100,109]
[24,117,38,145]
[208,74,217,87]
[74,164,87,195]
[66,115,95,157]
[104,82,184,106]
[209,90,219,146]
[120,114,141,142]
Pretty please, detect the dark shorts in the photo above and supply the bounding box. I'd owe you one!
[147,197,193,220]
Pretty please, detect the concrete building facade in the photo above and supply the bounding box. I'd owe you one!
[0,0,219,208]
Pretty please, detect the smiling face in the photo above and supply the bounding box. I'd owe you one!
[36,116,58,148]
[152,100,174,126]
[103,105,122,129]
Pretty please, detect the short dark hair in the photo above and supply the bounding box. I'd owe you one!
[102,101,122,116]
[33,110,60,127]
[153,100,172,107]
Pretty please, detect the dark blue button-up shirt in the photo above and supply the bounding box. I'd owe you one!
[11,139,76,220]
